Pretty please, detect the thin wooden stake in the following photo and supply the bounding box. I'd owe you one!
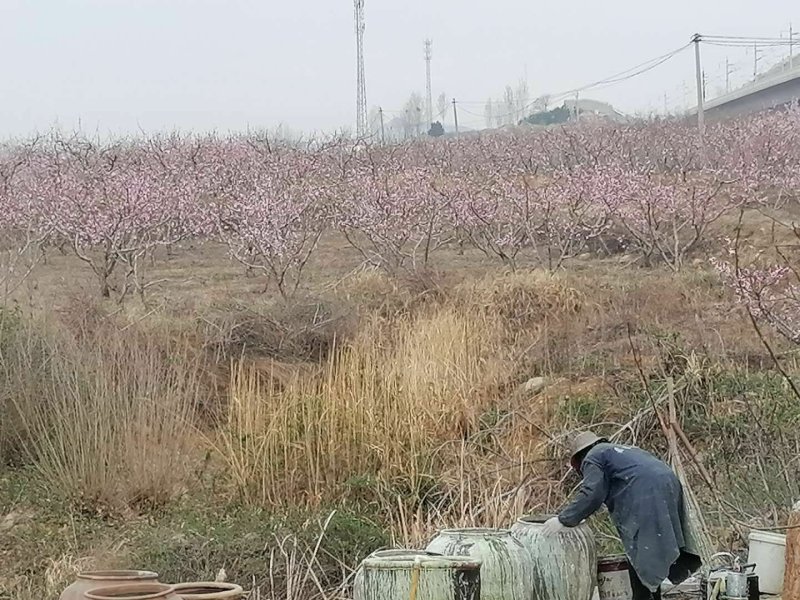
[667,376,679,463]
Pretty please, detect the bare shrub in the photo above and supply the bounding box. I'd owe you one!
[1,315,205,512]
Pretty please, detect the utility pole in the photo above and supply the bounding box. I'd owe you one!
[725,58,735,93]
[378,107,385,145]
[702,70,707,101]
[574,92,580,122]
[791,23,796,70]
[452,98,459,138]
[693,33,705,136]
[424,39,433,126]
[753,42,762,78]
[354,0,368,138]
[664,92,669,116]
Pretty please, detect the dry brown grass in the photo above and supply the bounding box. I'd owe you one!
[254,512,352,600]
[0,525,109,600]
[1,315,206,512]
[3,232,784,599]
[2,258,765,519]
[209,274,595,547]
[450,269,584,320]
[213,304,516,507]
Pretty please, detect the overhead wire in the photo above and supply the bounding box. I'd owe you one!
[702,34,796,42]
[566,43,692,92]
[381,41,692,119]
[703,41,797,49]
[457,42,692,123]
[377,31,796,127]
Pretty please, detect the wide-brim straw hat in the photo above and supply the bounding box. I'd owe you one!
[569,431,607,469]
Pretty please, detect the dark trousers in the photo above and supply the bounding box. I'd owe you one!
[629,567,662,600]
[628,551,701,600]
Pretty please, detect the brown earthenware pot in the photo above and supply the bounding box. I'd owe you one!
[172,582,244,600]
[59,570,160,600]
[84,583,179,600]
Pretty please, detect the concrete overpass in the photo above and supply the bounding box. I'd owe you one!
[688,64,800,120]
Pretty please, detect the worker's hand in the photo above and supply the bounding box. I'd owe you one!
[541,516,568,536]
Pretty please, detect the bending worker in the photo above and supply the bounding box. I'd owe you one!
[542,431,701,600]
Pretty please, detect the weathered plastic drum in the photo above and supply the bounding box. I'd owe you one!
[355,555,481,600]
[597,555,632,600]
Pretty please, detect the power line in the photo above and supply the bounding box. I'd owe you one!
[447,43,692,108]
[373,29,797,129]
[458,42,691,123]
[702,34,795,42]
[570,44,691,92]
[703,40,797,48]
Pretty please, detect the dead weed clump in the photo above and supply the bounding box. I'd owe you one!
[330,267,413,313]
[446,269,590,377]
[450,270,584,326]
[329,266,445,318]
[0,314,207,513]
[213,304,522,509]
[201,298,357,365]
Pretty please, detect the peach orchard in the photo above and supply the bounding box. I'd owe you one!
[1,110,800,340]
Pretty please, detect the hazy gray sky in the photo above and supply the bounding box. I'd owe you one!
[0,0,797,137]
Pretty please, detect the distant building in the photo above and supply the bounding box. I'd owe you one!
[562,98,628,122]
[381,116,471,141]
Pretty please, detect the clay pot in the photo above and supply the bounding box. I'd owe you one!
[511,515,597,600]
[60,571,160,600]
[85,584,179,600]
[426,528,534,600]
[172,583,244,600]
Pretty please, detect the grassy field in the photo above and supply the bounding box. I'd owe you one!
[2,230,799,600]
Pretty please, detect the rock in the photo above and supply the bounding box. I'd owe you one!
[522,377,547,395]
[169,533,189,547]
[0,510,32,531]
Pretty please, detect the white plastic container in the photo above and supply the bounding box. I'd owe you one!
[353,550,441,599]
[597,555,632,600]
[355,555,481,600]
[748,529,786,595]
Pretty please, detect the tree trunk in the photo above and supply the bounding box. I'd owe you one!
[783,502,800,600]
[100,277,110,298]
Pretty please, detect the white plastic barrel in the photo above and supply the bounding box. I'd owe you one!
[355,555,481,600]
[597,555,632,600]
[353,550,442,599]
[748,529,786,595]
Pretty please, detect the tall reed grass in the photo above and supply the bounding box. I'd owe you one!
[213,303,550,524]
[0,312,204,510]
[1,269,581,519]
